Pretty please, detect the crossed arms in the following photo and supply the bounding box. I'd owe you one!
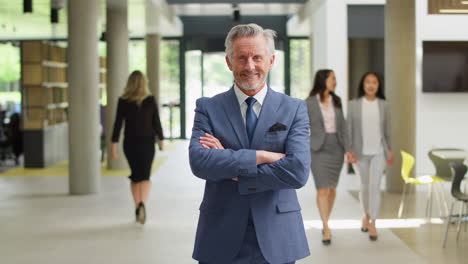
[188,98,311,195]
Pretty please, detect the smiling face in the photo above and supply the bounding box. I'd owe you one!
[363,73,379,98]
[225,35,275,93]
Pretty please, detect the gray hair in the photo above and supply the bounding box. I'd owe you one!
[225,23,277,59]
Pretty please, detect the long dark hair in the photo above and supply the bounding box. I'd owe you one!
[308,69,342,108]
[357,72,386,100]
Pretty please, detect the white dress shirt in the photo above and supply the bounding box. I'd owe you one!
[361,97,383,155]
[233,83,267,124]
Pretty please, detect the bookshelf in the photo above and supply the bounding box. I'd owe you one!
[20,41,107,168]
[21,41,68,130]
[20,41,66,167]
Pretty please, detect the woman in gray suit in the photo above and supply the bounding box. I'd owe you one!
[306,69,354,245]
[347,72,394,241]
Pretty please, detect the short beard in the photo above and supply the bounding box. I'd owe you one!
[234,72,265,91]
[238,81,261,91]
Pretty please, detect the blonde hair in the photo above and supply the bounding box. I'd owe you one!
[121,70,151,105]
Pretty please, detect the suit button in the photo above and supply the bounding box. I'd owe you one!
[248,188,257,192]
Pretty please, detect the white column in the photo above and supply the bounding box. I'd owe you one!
[106,0,129,170]
[146,35,160,103]
[309,0,349,106]
[385,0,416,192]
[146,0,162,104]
[67,0,101,194]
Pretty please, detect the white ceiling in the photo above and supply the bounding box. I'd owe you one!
[172,3,302,16]
[2,1,468,40]
[0,0,303,40]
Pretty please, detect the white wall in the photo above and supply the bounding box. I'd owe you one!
[308,0,349,110]
[415,0,468,173]
[300,0,386,109]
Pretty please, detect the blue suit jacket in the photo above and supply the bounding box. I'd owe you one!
[189,87,311,264]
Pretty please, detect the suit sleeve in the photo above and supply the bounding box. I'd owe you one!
[237,100,311,195]
[189,98,257,182]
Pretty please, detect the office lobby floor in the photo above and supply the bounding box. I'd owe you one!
[0,140,466,264]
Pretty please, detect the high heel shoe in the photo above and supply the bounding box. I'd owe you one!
[361,216,369,232]
[322,229,331,245]
[369,221,378,241]
[137,202,146,224]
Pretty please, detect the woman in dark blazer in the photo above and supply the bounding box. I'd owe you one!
[347,72,393,241]
[111,70,164,225]
[306,69,354,245]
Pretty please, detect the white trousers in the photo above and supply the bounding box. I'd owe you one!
[353,153,386,220]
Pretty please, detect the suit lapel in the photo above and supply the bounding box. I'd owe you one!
[250,87,281,149]
[222,87,249,149]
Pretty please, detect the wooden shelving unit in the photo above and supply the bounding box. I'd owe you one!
[21,41,68,130]
[20,41,108,168]
[20,41,69,168]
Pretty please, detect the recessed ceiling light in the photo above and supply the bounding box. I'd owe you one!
[462,1,468,5]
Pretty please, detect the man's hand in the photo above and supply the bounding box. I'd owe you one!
[198,134,286,181]
[200,134,236,181]
[256,150,286,165]
[199,133,225,149]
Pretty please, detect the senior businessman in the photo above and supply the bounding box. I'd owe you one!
[189,23,311,264]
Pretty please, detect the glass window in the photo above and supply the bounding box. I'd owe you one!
[160,40,180,139]
[0,43,21,112]
[290,39,311,99]
[202,52,232,97]
[185,50,202,138]
[129,41,147,74]
[269,50,285,93]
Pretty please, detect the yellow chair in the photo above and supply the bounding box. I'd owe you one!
[398,150,445,218]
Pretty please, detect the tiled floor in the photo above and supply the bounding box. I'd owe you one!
[376,189,468,264]
[0,140,466,264]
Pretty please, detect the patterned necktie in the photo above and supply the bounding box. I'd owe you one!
[245,97,258,143]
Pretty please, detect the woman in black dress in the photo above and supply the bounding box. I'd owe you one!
[111,70,164,224]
